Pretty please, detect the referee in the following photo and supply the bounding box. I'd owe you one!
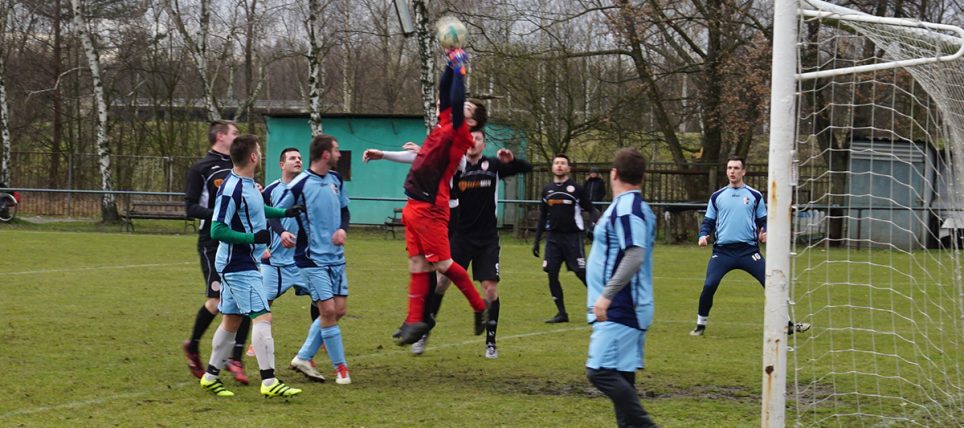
[690,155,810,336]
[532,154,596,323]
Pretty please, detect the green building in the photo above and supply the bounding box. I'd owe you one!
[264,113,527,226]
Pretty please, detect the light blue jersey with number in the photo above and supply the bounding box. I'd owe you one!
[586,190,655,330]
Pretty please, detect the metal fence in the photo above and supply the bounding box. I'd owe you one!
[9,151,197,193]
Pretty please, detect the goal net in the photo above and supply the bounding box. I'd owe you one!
[785,0,964,425]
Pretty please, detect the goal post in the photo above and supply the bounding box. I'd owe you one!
[765,1,964,426]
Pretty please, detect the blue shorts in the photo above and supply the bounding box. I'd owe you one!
[586,321,646,372]
[218,270,270,316]
[301,264,348,302]
[261,264,309,301]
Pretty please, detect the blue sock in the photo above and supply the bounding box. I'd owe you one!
[296,318,325,361]
[321,324,346,369]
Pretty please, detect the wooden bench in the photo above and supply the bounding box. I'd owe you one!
[383,207,404,239]
[124,200,196,233]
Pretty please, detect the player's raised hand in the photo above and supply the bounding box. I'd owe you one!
[363,149,383,163]
[332,228,347,246]
[446,48,469,73]
[496,148,514,163]
[698,235,709,247]
[402,142,421,153]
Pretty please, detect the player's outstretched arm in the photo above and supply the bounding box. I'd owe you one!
[210,220,265,244]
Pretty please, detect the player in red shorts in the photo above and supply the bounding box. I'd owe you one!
[394,49,489,345]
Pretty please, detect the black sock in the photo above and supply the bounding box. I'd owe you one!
[189,305,217,354]
[260,369,275,381]
[310,304,320,322]
[486,298,500,345]
[423,273,439,329]
[548,271,566,315]
[232,316,252,361]
[206,365,220,376]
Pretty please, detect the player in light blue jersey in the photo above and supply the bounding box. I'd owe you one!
[276,134,353,385]
[261,148,327,383]
[691,155,809,337]
[200,134,304,398]
[585,148,658,428]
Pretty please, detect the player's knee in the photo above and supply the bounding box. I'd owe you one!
[434,258,453,272]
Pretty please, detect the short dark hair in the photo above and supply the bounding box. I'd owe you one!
[310,134,337,163]
[726,155,746,169]
[279,147,300,162]
[230,134,260,166]
[208,120,237,145]
[613,148,646,185]
[553,154,571,165]
[467,98,487,132]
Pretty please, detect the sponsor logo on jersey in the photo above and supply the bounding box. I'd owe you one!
[214,179,223,188]
[459,179,493,191]
[547,199,574,206]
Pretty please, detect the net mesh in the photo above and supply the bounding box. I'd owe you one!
[790,1,964,425]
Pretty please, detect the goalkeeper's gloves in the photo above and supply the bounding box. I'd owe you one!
[446,48,469,74]
[254,229,272,244]
[285,205,305,217]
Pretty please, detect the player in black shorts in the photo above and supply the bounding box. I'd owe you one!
[532,154,596,323]
[414,131,531,358]
[182,120,250,384]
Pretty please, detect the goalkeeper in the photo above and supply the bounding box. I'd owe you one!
[394,48,489,345]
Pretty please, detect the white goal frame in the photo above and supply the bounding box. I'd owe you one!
[763,1,964,426]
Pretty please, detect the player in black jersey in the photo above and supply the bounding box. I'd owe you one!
[427,131,531,358]
[532,154,596,323]
[181,120,250,384]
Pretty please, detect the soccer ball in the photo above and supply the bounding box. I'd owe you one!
[436,16,467,50]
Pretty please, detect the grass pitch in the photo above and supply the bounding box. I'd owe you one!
[0,225,808,427]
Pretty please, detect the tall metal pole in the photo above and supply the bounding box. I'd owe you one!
[762,0,797,426]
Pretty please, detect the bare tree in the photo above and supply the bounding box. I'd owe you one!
[0,0,12,186]
[162,0,221,120]
[413,0,437,133]
[70,0,118,221]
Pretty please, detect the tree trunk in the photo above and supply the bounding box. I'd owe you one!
[0,49,8,187]
[700,0,725,191]
[0,3,9,186]
[306,0,324,135]
[412,0,436,134]
[51,0,64,188]
[71,0,118,222]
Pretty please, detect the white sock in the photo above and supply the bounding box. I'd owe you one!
[207,326,235,371]
[697,315,709,326]
[252,320,275,371]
